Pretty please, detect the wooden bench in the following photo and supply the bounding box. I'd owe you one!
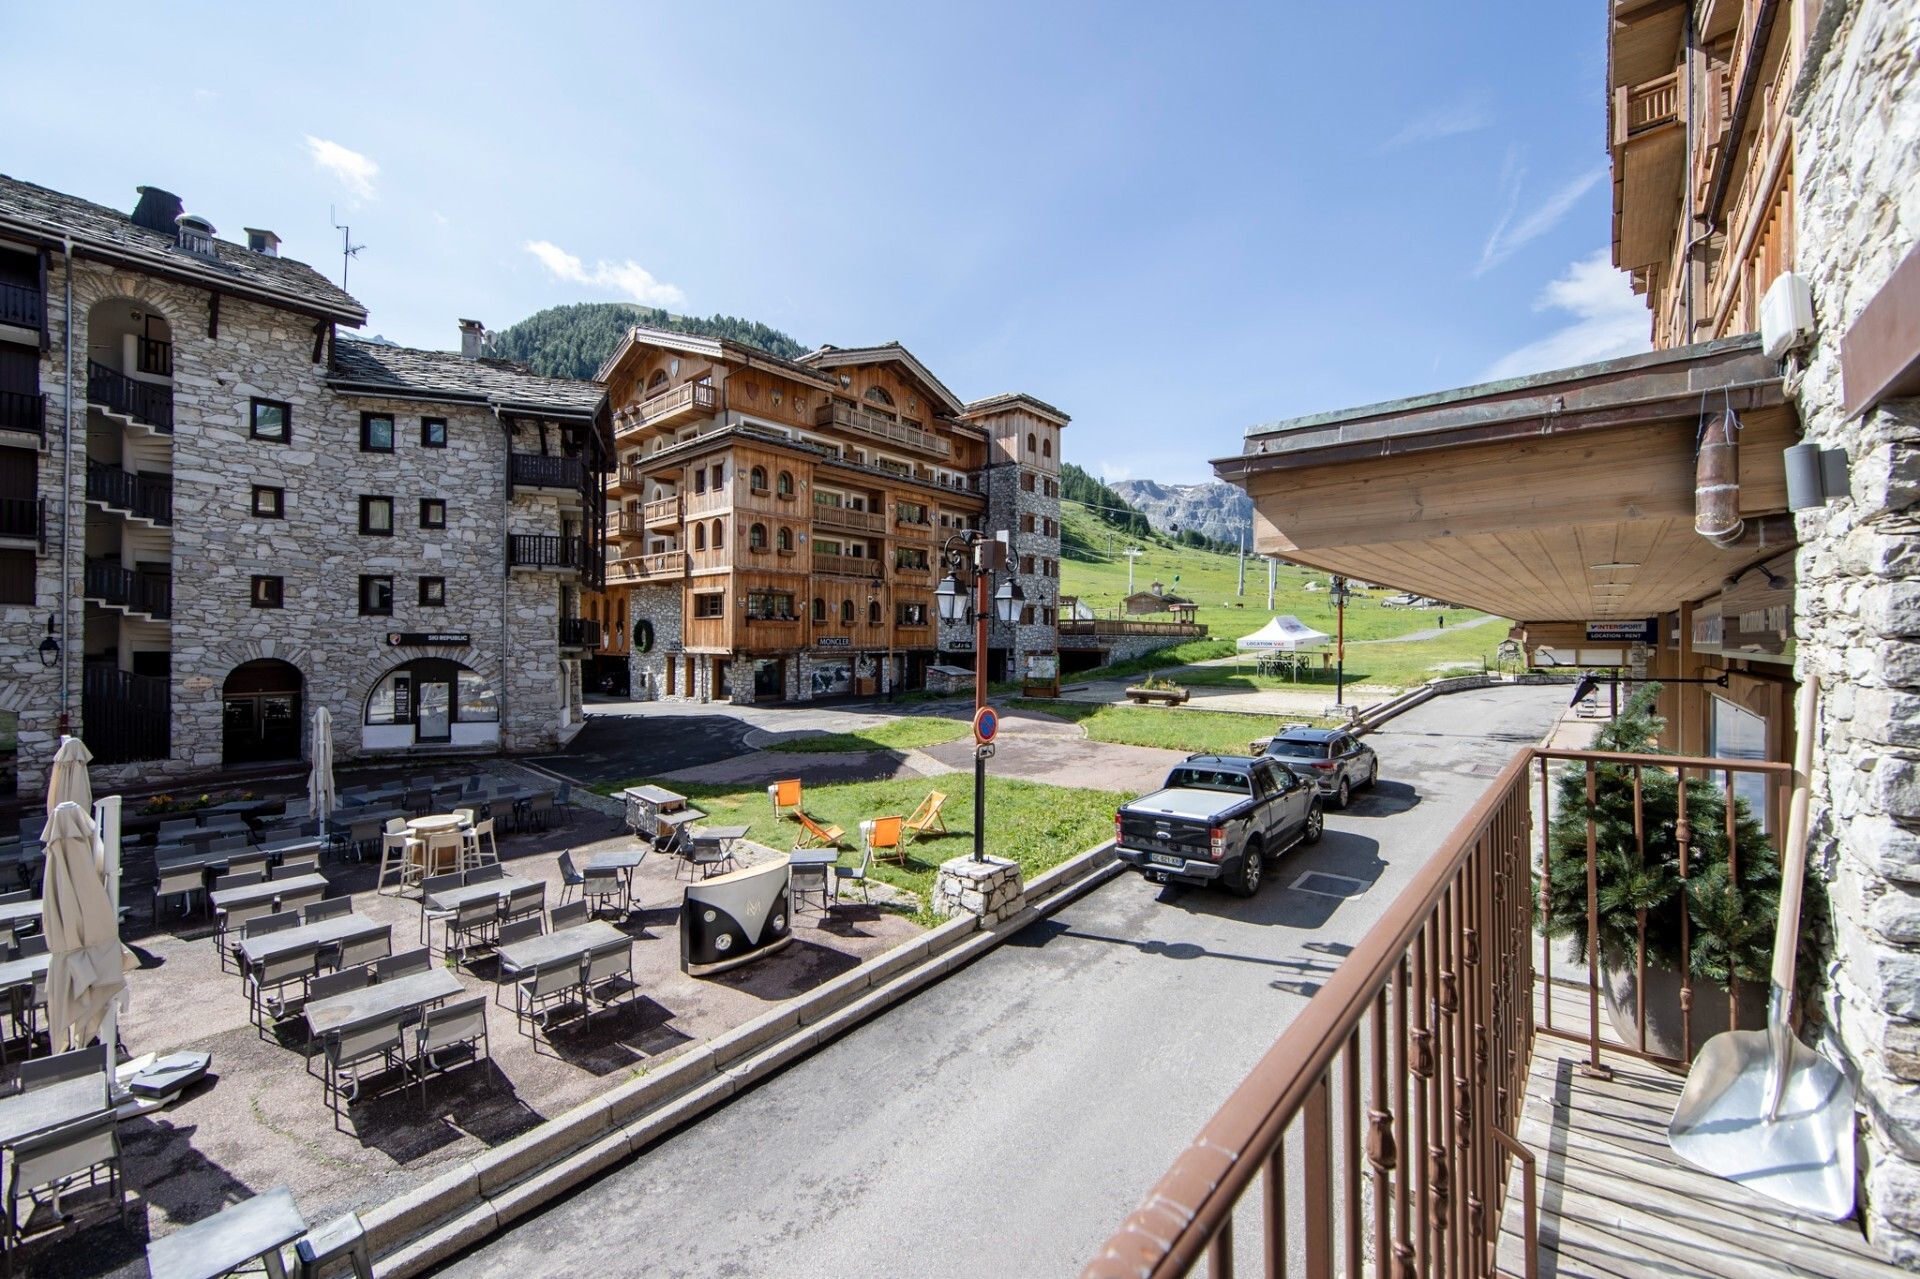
[1125,687,1190,706]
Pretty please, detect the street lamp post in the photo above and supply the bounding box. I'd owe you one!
[935,531,1021,863]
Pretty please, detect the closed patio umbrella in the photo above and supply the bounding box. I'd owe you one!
[309,706,337,838]
[42,735,94,840]
[41,801,132,1053]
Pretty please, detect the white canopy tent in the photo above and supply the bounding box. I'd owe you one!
[1236,615,1332,652]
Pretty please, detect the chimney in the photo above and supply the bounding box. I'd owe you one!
[244,228,281,257]
[131,186,184,234]
[458,318,485,361]
[175,213,217,256]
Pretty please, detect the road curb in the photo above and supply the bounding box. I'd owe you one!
[364,837,1122,1277]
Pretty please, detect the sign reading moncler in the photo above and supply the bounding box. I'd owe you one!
[386,632,472,647]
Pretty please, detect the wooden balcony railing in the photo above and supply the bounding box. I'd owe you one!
[813,549,882,579]
[86,360,173,433]
[0,280,42,331]
[558,617,602,650]
[508,452,585,492]
[611,510,648,539]
[617,380,719,437]
[86,463,173,525]
[0,390,44,438]
[609,550,687,582]
[685,487,731,518]
[643,495,681,526]
[815,399,952,458]
[1085,742,1796,1279]
[506,534,585,570]
[1614,70,1681,146]
[813,504,887,535]
[1058,617,1208,638]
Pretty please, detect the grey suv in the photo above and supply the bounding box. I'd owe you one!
[1263,726,1378,809]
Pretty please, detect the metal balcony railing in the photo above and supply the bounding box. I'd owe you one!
[135,335,173,377]
[82,664,170,764]
[84,557,172,619]
[0,280,42,331]
[0,496,42,545]
[506,534,585,570]
[509,452,585,492]
[86,360,173,432]
[559,617,602,649]
[86,462,173,525]
[0,390,46,438]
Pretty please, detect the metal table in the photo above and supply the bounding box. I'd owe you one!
[210,873,330,913]
[623,785,689,810]
[304,968,463,1037]
[0,951,53,998]
[423,874,537,912]
[146,1185,309,1279]
[0,1071,108,1149]
[496,921,627,979]
[0,898,42,929]
[586,847,649,874]
[237,915,386,969]
[787,847,837,871]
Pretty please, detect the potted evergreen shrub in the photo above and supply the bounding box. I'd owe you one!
[1537,684,1791,1062]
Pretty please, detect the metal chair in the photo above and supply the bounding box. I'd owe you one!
[278,885,325,917]
[338,929,392,971]
[555,851,586,906]
[277,857,321,880]
[295,1211,374,1279]
[580,941,635,1022]
[18,1045,108,1092]
[215,900,273,968]
[308,965,373,1005]
[213,870,265,893]
[554,783,576,827]
[253,941,323,1027]
[324,1013,407,1125]
[376,949,433,982]
[346,817,386,863]
[494,917,542,948]
[689,832,736,879]
[515,962,582,1043]
[3,1111,125,1252]
[448,898,497,963]
[522,792,556,832]
[500,882,545,930]
[413,994,490,1107]
[152,864,206,920]
[244,911,301,938]
[582,868,625,918]
[549,900,588,932]
[466,863,503,884]
[834,841,876,904]
[304,897,351,923]
[417,872,463,947]
[791,858,831,913]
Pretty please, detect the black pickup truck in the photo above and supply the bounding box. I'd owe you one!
[1113,754,1324,896]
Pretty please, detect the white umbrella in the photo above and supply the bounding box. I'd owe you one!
[308,706,337,834]
[41,801,131,1053]
[42,735,94,842]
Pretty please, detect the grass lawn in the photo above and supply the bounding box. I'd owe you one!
[764,717,969,754]
[590,774,1128,909]
[1179,624,1498,691]
[1009,698,1325,755]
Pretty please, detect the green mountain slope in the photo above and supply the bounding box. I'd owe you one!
[485,303,808,380]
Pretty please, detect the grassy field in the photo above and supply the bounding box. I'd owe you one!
[591,774,1126,909]
[1059,503,1509,687]
[1009,698,1327,755]
[764,717,969,754]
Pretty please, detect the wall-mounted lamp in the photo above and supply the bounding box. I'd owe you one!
[37,615,60,668]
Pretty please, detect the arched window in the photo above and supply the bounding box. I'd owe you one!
[711,520,724,550]
[1042,437,1052,459]
[750,466,768,492]
[646,370,668,391]
[777,527,793,552]
[777,470,794,498]
[868,600,882,625]
[1027,433,1037,455]
[693,524,706,551]
[864,385,894,407]
[840,599,855,625]
[749,523,768,551]
[812,597,826,623]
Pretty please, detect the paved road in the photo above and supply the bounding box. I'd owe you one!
[440,684,1564,1279]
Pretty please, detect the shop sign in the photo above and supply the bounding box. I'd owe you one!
[815,637,851,649]
[1585,619,1658,642]
[388,632,471,647]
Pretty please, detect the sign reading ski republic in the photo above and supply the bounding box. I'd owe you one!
[681,856,793,976]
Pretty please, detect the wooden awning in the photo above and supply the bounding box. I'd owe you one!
[1217,337,1798,624]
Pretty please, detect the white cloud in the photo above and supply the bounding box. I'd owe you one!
[1474,152,1606,276]
[1099,462,1132,483]
[523,239,686,307]
[1379,97,1493,152]
[304,136,379,202]
[1480,250,1652,381]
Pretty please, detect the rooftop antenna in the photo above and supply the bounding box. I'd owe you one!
[330,206,364,287]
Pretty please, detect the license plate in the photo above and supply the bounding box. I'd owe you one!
[1149,854,1184,868]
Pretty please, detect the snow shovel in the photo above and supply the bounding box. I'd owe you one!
[1668,677,1857,1219]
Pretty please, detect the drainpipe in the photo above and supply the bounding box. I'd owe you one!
[497,410,514,748]
[58,235,73,735]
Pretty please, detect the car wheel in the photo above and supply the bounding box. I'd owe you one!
[1335,776,1352,809]
[1303,804,1324,845]
[1367,758,1380,788]
[1228,840,1264,897]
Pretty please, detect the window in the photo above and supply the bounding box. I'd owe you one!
[457,669,498,721]
[1027,432,1037,455]
[896,500,927,526]
[897,601,927,626]
[359,575,393,616]
[250,575,283,608]
[750,466,768,493]
[749,523,768,551]
[777,470,794,498]
[0,549,30,604]
[869,600,882,625]
[777,527,794,553]
[1021,513,1036,533]
[1043,437,1052,459]
[694,523,707,551]
[693,592,724,619]
[693,468,707,495]
[864,385,895,407]
[812,597,825,622]
[895,547,928,571]
[250,485,284,518]
[840,599,855,626]
[1710,696,1773,833]
[419,498,446,530]
[710,463,725,490]
[249,397,290,442]
[359,495,393,536]
[360,413,395,452]
[1020,604,1036,625]
[421,417,448,448]
[419,576,446,607]
[711,520,724,550]
[1043,518,1056,537]
[746,590,795,621]
[1021,554,1035,575]
[1022,471,1036,493]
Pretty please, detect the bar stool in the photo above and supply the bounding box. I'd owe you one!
[375,823,421,895]
[459,818,500,872]
[423,830,463,878]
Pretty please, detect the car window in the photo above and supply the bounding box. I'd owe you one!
[1251,765,1278,799]
[1168,767,1251,794]
[1265,740,1323,760]
[1271,766,1299,794]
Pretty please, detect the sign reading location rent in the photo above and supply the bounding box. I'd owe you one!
[973,706,999,744]
[1584,619,1658,643]
[388,632,471,647]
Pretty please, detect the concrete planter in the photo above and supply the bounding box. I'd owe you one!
[1600,950,1768,1067]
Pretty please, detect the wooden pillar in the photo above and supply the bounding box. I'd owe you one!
[1676,600,1702,756]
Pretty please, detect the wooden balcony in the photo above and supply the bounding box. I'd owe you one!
[558,617,602,651]
[616,380,718,438]
[685,487,731,518]
[605,462,647,496]
[608,550,687,583]
[1611,69,1687,271]
[1614,69,1680,146]
[508,452,585,494]
[813,549,882,580]
[892,509,934,539]
[84,557,171,620]
[815,399,951,458]
[610,511,648,541]
[643,495,681,528]
[813,504,887,535]
[891,560,933,583]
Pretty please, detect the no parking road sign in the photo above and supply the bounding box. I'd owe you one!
[972,706,999,744]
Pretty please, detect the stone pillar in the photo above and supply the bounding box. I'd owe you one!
[932,854,1025,925]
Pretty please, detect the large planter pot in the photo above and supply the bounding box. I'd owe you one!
[1600,950,1768,1067]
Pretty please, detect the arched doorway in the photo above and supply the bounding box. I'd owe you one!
[223,659,302,765]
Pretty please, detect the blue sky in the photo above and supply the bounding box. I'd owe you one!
[2,2,1649,484]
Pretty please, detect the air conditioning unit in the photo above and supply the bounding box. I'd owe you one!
[1760,272,1815,359]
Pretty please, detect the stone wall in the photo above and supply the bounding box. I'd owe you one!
[1791,0,1920,1257]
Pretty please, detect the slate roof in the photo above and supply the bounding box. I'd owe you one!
[330,337,605,417]
[961,391,1071,425]
[600,325,841,389]
[0,174,367,322]
[799,343,967,417]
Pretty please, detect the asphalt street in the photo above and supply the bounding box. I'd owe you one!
[438,684,1565,1278]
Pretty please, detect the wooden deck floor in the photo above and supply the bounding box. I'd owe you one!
[1496,1031,1902,1278]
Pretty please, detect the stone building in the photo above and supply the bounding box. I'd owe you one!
[593,330,1064,702]
[0,175,607,797]
[1211,0,1920,1256]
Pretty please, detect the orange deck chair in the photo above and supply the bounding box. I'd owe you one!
[794,809,845,850]
[862,815,905,866]
[902,791,948,843]
[768,778,803,819]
